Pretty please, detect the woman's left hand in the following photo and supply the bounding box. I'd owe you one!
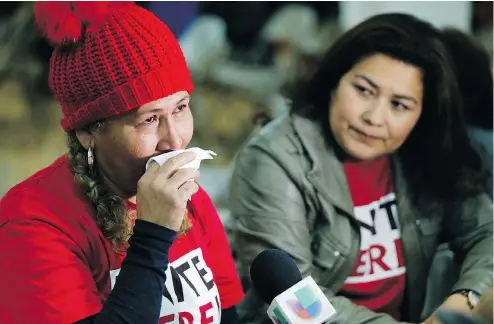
[421,287,493,324]
[421,293,472,323]
[472,287,493,323]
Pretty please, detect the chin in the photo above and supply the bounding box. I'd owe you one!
[343,142,384,161]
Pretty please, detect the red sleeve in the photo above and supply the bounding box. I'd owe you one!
[192,187,244,309]
[0,191,102,324]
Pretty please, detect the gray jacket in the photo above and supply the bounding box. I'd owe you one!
[229,113,493,323]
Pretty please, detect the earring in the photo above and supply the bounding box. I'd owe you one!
[88,139,94,169]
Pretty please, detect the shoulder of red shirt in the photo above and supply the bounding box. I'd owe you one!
[0,154,91,227]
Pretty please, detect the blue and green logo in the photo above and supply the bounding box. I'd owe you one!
[286,285,322,319]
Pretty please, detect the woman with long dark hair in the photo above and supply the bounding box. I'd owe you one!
[230,13,493,324]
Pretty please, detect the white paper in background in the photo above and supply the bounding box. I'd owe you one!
[145,147,217,171]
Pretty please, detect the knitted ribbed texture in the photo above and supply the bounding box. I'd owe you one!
[45,3,193,131]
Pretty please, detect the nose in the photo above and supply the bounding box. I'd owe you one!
[361,100,385,127]
[156,120,182,151]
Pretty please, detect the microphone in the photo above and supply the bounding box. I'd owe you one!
[250,249,337,324]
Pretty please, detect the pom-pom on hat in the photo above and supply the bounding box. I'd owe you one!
[34,1,194,131]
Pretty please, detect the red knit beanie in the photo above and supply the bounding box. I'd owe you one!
[34,1,194,131]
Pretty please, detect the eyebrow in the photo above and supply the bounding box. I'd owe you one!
[177,95,191,105]
[355,74,418,104]
[134,95,191,117]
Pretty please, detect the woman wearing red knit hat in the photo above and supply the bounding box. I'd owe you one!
[0,2,243,324]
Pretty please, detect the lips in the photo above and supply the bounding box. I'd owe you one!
[350,126,382,140]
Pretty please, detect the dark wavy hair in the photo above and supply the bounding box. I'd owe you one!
[291,13,486,204]
[67,121,130,250]
[440,28,493,130]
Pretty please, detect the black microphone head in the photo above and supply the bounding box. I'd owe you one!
[249,249,303,304]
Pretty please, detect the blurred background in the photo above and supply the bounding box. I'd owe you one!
[0,1,492,238]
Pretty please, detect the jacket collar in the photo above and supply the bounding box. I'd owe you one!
[291,114,412,220]
[292,115,354,216]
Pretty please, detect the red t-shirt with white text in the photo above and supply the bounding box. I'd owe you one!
[0,155,244,324]
[340,157,406,320]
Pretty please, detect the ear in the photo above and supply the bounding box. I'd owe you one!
[75,129,93,151]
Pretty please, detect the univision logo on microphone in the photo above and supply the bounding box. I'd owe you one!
[267,277,336,324]
[287,284,322,319]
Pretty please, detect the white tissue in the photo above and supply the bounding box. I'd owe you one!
[145,147,217,171]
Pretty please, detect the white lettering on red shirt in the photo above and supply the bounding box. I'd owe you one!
[340,157,406,320]
[111,248,222,324]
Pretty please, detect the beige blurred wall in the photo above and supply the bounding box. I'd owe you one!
[0,81,65,196]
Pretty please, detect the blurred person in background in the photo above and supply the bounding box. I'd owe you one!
[472,1,493,60]
[229,13,493,324]
[0,2,243,324]
[196,1,338,66]
[441,28,493,199]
